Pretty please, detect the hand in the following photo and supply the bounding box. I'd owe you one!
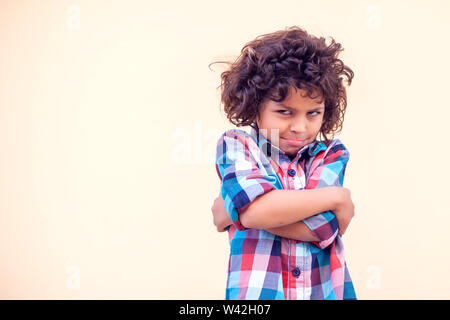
[332,187,355,236]
[211,192,233,232]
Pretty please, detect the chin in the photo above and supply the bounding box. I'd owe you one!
[283,147,300,156]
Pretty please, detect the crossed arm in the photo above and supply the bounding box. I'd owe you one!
[214,130,352,247]
[266,220,321,242]
[211,188,338,242]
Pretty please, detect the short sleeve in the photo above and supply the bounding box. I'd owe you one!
[215,129,278,231]
[302,139,350,248]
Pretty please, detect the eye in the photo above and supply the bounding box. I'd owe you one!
[309,111,321,116]
[276,110,290,115]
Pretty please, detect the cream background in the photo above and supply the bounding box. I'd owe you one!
[0,0,449,299]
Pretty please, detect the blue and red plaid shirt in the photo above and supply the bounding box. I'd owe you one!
[215,123,357,300]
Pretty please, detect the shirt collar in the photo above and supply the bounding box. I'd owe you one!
[249,122,327,164]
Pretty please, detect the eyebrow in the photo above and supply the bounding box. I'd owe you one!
[276,102,325,111]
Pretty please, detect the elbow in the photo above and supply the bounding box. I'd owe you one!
[239,201,267,229]
[239,203,271,229]
[237,191,272,229]
[239,205,255,229]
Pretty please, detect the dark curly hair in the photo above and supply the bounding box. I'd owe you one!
[209,25,354,143]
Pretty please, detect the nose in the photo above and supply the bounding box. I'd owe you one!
[289,117,307,134]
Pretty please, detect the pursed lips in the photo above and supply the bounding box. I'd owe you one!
[282,137,307,146]
[282,137,306,142]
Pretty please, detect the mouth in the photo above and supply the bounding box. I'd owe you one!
[282,137,306,147]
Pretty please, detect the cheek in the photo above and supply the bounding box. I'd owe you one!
[309,119,324,136]
[261,115,283,131]
[316,116,325,128]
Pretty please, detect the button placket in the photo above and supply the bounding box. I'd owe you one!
[287,168,296,177]
[292,267,301,278]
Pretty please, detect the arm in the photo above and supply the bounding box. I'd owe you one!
[211,193,320,241]
[301,139,351,249]
[239,188,340,229]
[265,221,320,242]
[215,129,341,232]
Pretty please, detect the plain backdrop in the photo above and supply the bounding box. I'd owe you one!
[1,0,449,299]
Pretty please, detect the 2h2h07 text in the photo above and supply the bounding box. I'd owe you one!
[178,304,271,317]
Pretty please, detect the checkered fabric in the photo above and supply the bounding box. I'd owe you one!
[215,123,356,300]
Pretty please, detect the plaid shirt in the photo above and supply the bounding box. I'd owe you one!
[215,123,356,300]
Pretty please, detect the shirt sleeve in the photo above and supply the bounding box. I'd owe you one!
[302,139,350,249]
[215,129,278,231]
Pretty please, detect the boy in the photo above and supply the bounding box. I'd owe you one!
[211,26,356,300]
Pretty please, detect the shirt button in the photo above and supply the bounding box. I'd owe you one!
[292,267,301,278]
[288,169,296,177]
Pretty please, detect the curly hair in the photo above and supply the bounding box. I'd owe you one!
[209,25,354,143]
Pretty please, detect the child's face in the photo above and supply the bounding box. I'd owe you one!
[256,86,325,158]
